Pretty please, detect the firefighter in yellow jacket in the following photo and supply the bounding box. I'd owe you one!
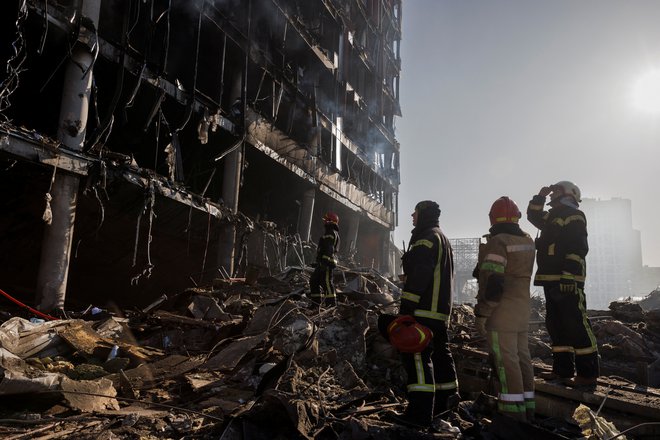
[527,181,599,386]
[475,197,536,421]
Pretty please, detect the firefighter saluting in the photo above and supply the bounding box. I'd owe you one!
[527,181,599,386]
[380,200,459,428]
[309,211,340,306]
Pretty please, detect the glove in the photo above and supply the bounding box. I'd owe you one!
[538,186,553,197]
[475,316,488,337]
[377,314,397,340]
[399,300,415,316]
[484,274,505,302]
[560,273,576,293]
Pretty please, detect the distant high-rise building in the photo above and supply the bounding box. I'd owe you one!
[580,198,643,309]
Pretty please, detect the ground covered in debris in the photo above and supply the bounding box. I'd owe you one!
[1,269,659,439]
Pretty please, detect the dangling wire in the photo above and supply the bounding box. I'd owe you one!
[36,0,48,55]
[199,206,212,283]
[156,0,172,73]
[84,0,130,152]
[0,0,28,121]
[42,157,61,225]
[131,179,156,284]
[173,4,203,135]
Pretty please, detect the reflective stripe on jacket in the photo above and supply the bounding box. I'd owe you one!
[527,195,588,287]
[475,231,535,333]
[401,226,454,321]
[316,225,340,267]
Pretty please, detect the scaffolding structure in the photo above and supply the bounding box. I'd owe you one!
[450,237,481,303]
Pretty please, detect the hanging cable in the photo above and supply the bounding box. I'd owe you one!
[36,0,48,55]
[199,207,212,283]
[126,0,142,43]
[41,156,60,225]
[173,5,203,134]
[159,0,172,73]
[0,0,28,119]
[131,179,156,285]
[213,135,246,163]
[84,0,130,153]
[606,422,660,440]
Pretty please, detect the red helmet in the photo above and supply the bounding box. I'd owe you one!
[387,315,433,353]
[489,196,521,226]
[323,211,339,225]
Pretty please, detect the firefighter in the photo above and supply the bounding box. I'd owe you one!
[392,200,459,427]
[309,211,340,306]
[527,181,599,386]
[474,197,536,421]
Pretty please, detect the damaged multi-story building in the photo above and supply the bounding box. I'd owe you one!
[0,0,402,311]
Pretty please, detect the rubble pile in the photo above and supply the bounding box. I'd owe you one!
[1,272,660,438]
[0,268,465,439]
[460,291,660,388]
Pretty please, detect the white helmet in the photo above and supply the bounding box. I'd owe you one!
[551,181,581,203]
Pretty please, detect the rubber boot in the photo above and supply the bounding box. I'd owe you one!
[392,392,434,428]
[575,352,600,379]
[433,390,460,417]
[552,351,575,378]
[526,408,535,422]
[524,396,535,422]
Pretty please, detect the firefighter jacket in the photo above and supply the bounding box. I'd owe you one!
[527,195,588,287]
[400,222,454,323]
[316,223,340,268]
[475,224,535,333]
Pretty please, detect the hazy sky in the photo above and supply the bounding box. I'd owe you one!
[394,0,660,266]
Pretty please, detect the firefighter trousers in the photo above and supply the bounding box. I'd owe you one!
[309,264,336,306]
[544,285,599,378]
[487,330,535,421]
[401,321,459,423]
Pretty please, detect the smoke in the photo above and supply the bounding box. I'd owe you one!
[173,0,240,19]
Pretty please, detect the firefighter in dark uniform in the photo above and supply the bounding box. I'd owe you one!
[395,200,459,427]
[527,181,599,386]
[309,211,340,306]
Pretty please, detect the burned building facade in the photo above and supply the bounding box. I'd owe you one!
[0,0,401,309]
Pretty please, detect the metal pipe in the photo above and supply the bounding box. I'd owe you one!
[217,0,251,276]
[299,188,316,242]
[36,0,101,312]
[343,212,360,255]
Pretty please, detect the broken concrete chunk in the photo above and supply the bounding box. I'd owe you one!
[243,301,298,335]
[61,376,119,412]
[204,335,265,371]
[640,289,660,311]
[0,317,70,359]
[0,366,61,395]
[272,318,314,355]
[187,295,233,321]
[609,300,645,322]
